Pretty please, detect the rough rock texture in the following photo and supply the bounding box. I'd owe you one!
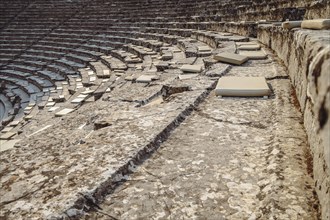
[258,26,330,220]
[0,70,216,219]
[304,0,330,19]
[85,56,319,220]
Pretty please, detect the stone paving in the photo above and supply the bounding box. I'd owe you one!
[0,37,322,220]
[84,57,319,219]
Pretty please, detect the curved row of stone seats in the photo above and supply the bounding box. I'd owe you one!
[0,86,21,126]
[0,0,30,29]
[0,68,54,89]
[0,78,36,125]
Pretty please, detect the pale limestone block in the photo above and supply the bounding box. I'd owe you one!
[136,75,156,83]
[301,19,330,30]
[214,52,249,65]
[215,77,271,97]
[180,64,203,73]
[238,44,261,50]
[55,108,75,117]
[179,74,199,80]
[0,132,16,140]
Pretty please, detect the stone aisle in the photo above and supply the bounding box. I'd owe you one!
[85,53,319,219]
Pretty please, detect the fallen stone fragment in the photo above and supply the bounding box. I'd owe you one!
[180,64,203,73]
[215,76,271,97]
[239,50,267,60]
[238,44,261,50]
[301,19,330,30]
[136,75,158,83]
[214,52,249,65]
[125,75,136,81]
[282,21,302,29]
[1,127,13,133]
[48,106,60,112]
[8,120,20,127]
[55,108,75,117]
[179,74,199,80]
[0,132,16,140]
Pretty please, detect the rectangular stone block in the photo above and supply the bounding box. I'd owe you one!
[136,75,157,83]
[179,74,199,80]
[215,77,271,97]
[301,19,330,30]
[55,108,75,117]
[180,64,203,73]
[282,21,302,29]
[239,50,267,60]
[238,44,261,50]
[0,132,16,140]
[213,52,249,65]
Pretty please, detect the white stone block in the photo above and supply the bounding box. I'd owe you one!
[55,108,75,117]
[214,52,248,65]
[180,64,203,73]
[215,77,271,97]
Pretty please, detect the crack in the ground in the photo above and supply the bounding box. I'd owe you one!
[266,76,290,81]
[195,109,268,129]
[56,81,218,220]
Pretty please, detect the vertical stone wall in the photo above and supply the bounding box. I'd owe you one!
[258,26,330,220]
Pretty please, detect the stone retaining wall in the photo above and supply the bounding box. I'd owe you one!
[257,26,329,220]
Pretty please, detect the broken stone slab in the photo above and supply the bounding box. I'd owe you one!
[0,139,20,152]
[8,120,20,127]
[55,108,75,117]
[24,115,33,121]
[180,64,203,73]
[46,102,56,107]
[71,98,85,104]
[301,19,330,30]
[215,76,271,97]
[238,44,261,50]
[1,127,13,133]
[136,75,158,83]
[125,75,136,81]
[214,52,249,65]
[48,106,60,112]
[239,50,267,60]
[282,21,302,29]
[103,69,111,78]
[81,89,95,95]
[179,74,199,80]
[0,132,16,140]
[161,52,173,61]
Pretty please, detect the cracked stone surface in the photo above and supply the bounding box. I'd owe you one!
[84,60,319,220]
[0,36,322,220]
